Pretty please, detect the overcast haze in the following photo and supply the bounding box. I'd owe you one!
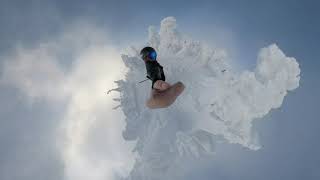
[0,0,319,180]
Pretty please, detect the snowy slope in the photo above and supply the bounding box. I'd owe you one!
[110,17,300,180]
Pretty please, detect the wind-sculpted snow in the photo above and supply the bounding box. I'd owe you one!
[111,17,300,179]
[1,16,300,180]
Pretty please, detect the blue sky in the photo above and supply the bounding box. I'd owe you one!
[0,0,319,180]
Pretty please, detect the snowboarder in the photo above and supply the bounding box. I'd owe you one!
[140,47,185,109]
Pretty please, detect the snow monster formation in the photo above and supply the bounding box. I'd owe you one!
[110,17,300,180]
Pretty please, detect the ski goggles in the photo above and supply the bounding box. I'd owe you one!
[148,51,157,61]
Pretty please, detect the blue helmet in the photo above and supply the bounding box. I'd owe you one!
[140,46,157,61]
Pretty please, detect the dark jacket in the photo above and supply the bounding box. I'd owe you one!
[145,60,166,89]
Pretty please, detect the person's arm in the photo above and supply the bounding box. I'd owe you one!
[160,65,166,82]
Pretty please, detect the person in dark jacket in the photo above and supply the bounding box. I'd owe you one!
[140,47,185,109]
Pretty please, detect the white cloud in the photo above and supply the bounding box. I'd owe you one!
[1,46,67,102]
[1,22,134,180]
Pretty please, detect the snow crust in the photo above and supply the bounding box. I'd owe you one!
[111,17,300,179]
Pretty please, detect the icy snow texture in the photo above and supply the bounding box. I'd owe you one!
[111,17,300,179]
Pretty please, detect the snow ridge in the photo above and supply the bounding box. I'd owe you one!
[113,17,300,179]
